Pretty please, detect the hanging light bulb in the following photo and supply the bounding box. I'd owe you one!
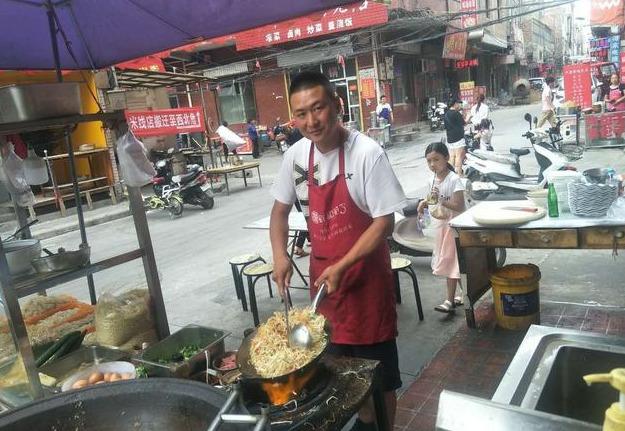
[23,148,49,185]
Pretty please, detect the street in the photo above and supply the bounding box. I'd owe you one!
[41,103,625,388]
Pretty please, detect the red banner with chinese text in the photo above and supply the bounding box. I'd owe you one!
[460,0,478,29]
[234,1,388,51]
[621,51,625,83]
[443,30,468,60]
[585,111,625,141]
[590,0,624,26]
[125,108,205,137]
[563,64,593,108]
[459,81,475,114]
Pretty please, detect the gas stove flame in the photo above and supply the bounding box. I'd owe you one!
[261,368,315,405]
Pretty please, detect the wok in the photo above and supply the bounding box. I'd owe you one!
[0,379,244,431]
[236,319,331,404]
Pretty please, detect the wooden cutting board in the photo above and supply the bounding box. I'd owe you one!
[472,202,546,226]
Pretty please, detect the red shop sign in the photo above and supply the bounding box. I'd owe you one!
[125,107,205,137]
[460,0,478,29]
[443,29,468,60]
[234,1,388,51]
[563,63,592,108]
[621,51,625,83]
[455,59,479,69]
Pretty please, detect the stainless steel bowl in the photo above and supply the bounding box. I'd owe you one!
[4,239,41,275]
[583,168,611,184]
[31,245,90,273]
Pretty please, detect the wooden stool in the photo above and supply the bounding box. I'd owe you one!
[229,253,265,311]
[391,256,424,321]
[243,262,274,326]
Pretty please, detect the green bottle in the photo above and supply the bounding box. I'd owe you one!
[547,183,559,217]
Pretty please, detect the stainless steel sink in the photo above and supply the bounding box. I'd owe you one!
[493,325,625,425]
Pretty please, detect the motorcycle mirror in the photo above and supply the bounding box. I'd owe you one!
[523,113,532,123]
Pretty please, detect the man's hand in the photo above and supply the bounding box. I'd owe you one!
[272,253,293,299]
[314,262,345,295]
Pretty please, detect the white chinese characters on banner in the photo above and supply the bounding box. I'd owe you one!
[125,108,204,137]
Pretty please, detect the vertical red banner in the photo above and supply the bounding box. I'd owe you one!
[563,64,593,108]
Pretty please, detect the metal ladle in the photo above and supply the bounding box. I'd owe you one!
[288,283,327,349]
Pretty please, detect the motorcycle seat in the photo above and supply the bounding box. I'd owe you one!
[509,148,530,156]
[472,149,518,165]
[175,171,197,184]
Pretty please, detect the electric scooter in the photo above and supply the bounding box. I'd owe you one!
[464,113,572,201]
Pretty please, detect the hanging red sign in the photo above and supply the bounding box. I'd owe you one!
[455,59,479,69]
[125,107,205,137]
[233,1,388,51]
[443,30,468,60]
[563,63,593,108]
[590,0,624,26]
[460,0,478,29]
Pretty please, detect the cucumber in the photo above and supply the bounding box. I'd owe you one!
[47,331,84,364]
[35,331,81,368]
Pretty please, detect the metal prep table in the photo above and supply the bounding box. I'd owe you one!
[450,200,625,328]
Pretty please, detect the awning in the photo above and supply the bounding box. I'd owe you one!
[277,43,354,68]
[114,68,210,88]
[0,0,355,70]
[468,30,508,52]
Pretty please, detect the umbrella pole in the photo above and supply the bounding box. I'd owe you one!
[46,0,63,83]
[199,83,216,168]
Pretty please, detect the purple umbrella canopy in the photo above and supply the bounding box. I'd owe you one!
[0,0,355,70]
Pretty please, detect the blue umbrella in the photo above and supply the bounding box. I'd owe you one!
[0,0,354,71]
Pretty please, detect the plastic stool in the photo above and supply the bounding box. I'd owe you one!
[391,256,424,321]
[243,262,274,326]
[229,253,265,311]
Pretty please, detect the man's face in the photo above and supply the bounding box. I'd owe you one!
[290,86,340,143]
[380,97,386,104]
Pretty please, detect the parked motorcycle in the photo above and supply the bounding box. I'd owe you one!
[428,102,447,131]
[389,200,507,267]
[152,150,215,210]
[464,113,572,201]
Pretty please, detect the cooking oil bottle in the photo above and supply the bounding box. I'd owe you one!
[547,183,559,217]
[584,368,625,431]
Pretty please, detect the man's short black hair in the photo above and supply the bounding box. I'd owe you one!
[289,71,335,100]
[545,76,555,85]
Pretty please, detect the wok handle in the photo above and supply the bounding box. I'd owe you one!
[311,282,326,313]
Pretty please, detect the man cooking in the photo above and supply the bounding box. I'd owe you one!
[270,72,406,431]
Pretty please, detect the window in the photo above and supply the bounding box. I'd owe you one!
[217,79,257,124]
[391,58,414,105]
[486,0,499,19]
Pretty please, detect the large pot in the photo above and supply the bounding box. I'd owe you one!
[4,239,41,275]
[0,379,240,431]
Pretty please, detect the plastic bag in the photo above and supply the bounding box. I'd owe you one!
[608,197,625,219]
[95,289,157,351]
[216,125,246,151]
[0,142,35,207]
[116,132,155,187]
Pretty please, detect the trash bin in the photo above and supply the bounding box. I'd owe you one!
[490,264,541,330]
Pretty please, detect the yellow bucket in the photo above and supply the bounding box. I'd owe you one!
[490,264,541,330]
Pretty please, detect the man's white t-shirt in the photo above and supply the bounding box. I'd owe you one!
[376,103,393,116]
[272,130,406,218]
[542,86,554,111]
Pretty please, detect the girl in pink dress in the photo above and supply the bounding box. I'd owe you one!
[418,142,466,313]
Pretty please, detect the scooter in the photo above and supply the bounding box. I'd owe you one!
[464,113,571,201]
[152,149,215,210]
[428,102,447,131]
[389,199,507,267]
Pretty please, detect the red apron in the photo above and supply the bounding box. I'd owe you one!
[608,87,625,111]
[306,142,396,345]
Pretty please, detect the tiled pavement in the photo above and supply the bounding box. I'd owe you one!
[394,301,625,431]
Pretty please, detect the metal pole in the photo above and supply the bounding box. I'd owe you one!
[0,238,44,400]
[198,83,216,168]
[64,128,97,304]
[46,1,63,83]
[127,186,169,339]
